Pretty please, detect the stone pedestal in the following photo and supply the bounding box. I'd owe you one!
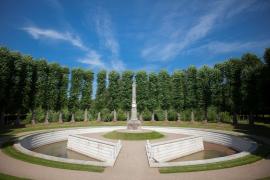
[127,119,141,130]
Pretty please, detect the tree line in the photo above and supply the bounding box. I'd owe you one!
[0,46,270,126]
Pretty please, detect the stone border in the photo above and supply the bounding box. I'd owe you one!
[143,126,258,167]
[14,126,257,168]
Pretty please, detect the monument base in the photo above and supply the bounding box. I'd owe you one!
[127,120,141,130]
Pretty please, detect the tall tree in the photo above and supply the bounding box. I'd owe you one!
[108,71,120,116]
[136,71,148,114]
[95,70,107,120]
[158,70,171,121]
[12,53,32,125]
[0,47,11,125]
[211,67,223,121]
[241,53,263,125]
[55,66,69,123]
[185,66,198,122]
[147,72,159,121]
[171,70,185,121]
[81,70,94,122]
[28,60,38,124]
[119,71,133,117]
[68,68,83,122]
[227,59,243,125]
[197,66,212,122]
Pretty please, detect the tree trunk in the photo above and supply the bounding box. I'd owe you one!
[217,112,221,123]
[70,113,75,123]
[204,108,208,123]
[139,114,143,121]
[113,109,117,122]
[44,111,49,124]
[232,112,238,125]
[164,110,168,121]
[151,112,155,121]
[177,112,181,122]
[84,109,88,122]
[59,111,63,123]
[15,114,21,126]
[97,112,101,121]
[126,111,129,121]
[31,110,36,125]
[248,113,254,126]
[0,111,5,126]
[191,110,195,123]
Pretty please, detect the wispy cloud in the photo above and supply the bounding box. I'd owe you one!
[23,25,108,69]
[22,26,87,50]
[141,0,257,62]
[78,50,106,69]
[190,40,270,55]
[94,8,125,70]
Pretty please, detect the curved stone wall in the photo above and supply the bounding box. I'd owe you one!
[14,126,257,168]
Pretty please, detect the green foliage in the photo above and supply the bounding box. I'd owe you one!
[197,65,212,120]
[158,70,171,111]
[136,71,148,112]
[147,72,159,111]
[207,106,218,122]
[108,71,120,111]
[81,70,94,110]
[220,111,231,123]
[74,109,84,121]
[1,46,270,125]
[119,71,133,111]
[117,109,127,121]
[69,68,84,113]
[142,109,152,121]
[95,70,107,111]
[181,109,191,121]
[101,108,112,122]
[185,66,198,110]
[171,70,185,111]
[154,109,165,121]
[168,109,177,121]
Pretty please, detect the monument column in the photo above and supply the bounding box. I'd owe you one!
[127,80,141,130]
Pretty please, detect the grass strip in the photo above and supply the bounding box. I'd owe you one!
[1,141,104,172]
[0,173,29,180]
[103,130,164,140]
[159,144,270,173]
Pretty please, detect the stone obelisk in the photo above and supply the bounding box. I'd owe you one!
[127,80,141,130]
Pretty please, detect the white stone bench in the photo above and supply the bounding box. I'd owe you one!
[67,134,122,165]
[146,136,204,163]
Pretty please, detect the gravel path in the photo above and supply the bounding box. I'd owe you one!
[0,132,270,180]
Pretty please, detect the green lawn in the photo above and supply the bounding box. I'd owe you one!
[1,141,104,172]
[103,130,164,140]
[0,173,29,180]
[159,144,270,173]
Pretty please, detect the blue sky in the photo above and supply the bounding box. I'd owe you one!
[1,0,270,73]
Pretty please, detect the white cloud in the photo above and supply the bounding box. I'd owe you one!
[94,8,125,71]
[191,40,270,55]
[22,26,87,50]
[78,50,106,69]
[141,0,257,62]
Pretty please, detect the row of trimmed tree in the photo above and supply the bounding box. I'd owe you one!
[0,46,270,126]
